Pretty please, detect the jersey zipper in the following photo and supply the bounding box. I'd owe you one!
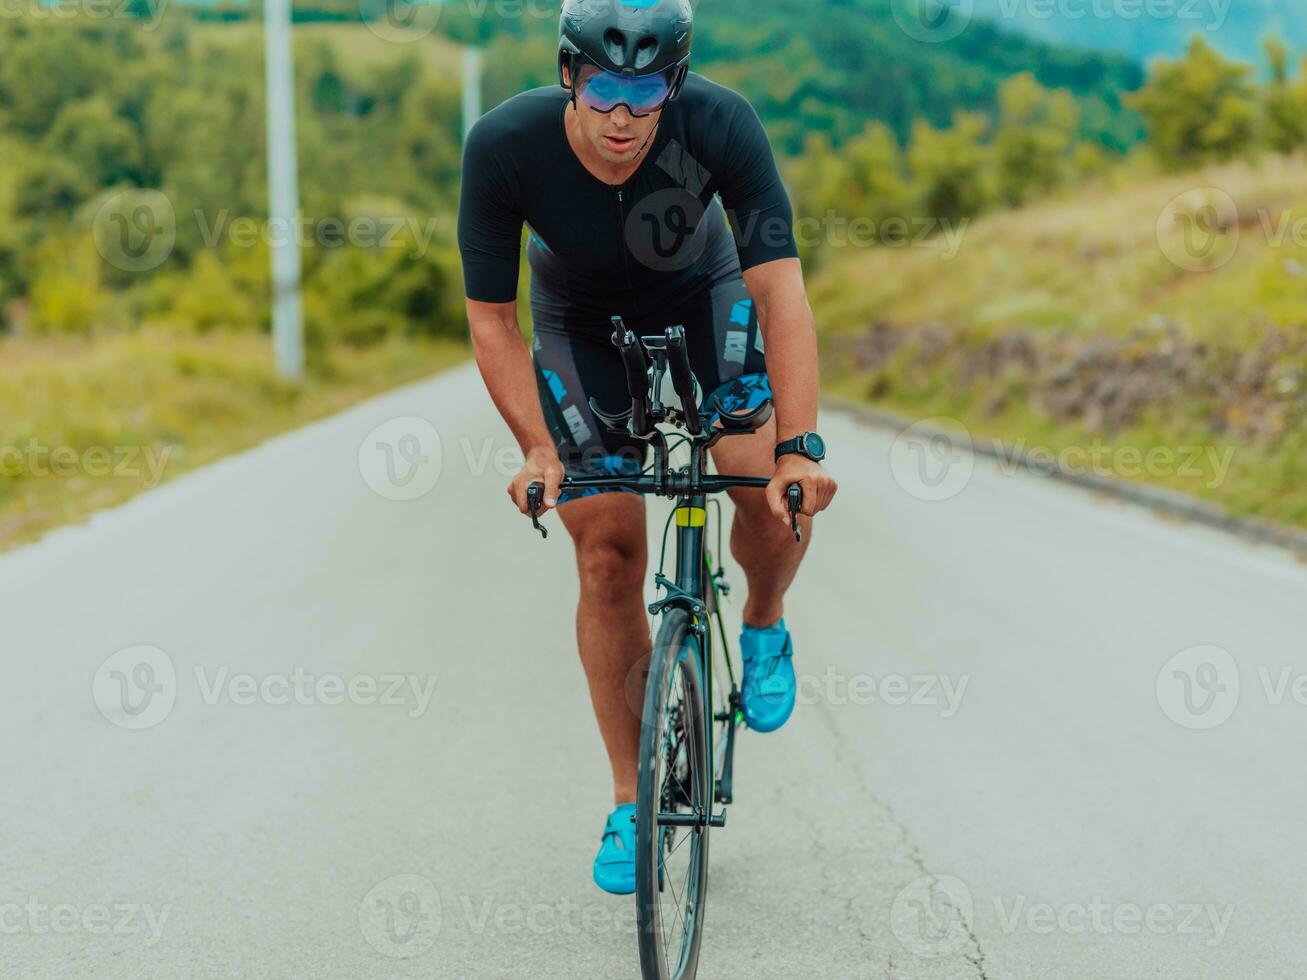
[617,186,640,319]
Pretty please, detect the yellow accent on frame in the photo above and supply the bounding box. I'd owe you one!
[675,506,707,527]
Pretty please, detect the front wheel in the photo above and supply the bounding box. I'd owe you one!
[636,608,709,980]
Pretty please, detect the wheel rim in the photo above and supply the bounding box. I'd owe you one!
[649,643,706,977]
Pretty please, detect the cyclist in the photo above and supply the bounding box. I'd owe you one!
[458,0,837,895]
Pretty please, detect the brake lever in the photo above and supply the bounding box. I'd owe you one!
[787,484,803,543]
[526,482,548,540]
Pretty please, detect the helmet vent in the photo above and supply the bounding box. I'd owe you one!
[603,28,628,65]
[633,35,659,70]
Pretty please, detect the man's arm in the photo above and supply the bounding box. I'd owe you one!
[466,299,565,513]
[742,257,838,524]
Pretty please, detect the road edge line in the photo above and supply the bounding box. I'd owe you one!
[823,395,1307,557]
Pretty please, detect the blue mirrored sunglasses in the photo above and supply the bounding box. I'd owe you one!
[575,64,679,117]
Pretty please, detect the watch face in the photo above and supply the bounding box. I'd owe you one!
[802,433,826,461]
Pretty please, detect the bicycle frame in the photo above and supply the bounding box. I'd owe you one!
[525,317,802,823]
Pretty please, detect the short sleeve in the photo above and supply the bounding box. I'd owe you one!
[457,117,524,303]
[715,96,798,271]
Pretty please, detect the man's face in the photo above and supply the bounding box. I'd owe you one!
[566,63,663,165]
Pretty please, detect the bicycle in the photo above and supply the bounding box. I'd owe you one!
[526,316,803,980]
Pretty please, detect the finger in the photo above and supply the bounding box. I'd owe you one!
[764,479,788,524]
[799,479,819,518]
[825,478,839,508]
[543,468,563,510]
[815,480,836,513]
[511,481,530,515]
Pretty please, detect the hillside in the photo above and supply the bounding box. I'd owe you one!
[392,0,1148,153]
[971,0,1306,65]
[811,155,1307,525]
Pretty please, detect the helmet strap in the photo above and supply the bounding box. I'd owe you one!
[561,51,580,110]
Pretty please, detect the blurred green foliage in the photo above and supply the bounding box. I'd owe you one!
[430,0,1145,155]
[1262,38,1307,156]
[790,39,1307,274]
[1129,37,1258,172]
[0,16,466,343]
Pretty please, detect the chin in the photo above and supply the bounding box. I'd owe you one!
[597,144,634,163]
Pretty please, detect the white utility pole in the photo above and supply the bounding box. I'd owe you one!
[264,0,304,381]
[462,46,483,145]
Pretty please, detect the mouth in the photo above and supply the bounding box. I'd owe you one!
[603,133,637,152]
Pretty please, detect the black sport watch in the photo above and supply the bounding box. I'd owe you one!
[775,432,827,463]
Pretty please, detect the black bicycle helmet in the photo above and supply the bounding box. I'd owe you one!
[558,0,693,95]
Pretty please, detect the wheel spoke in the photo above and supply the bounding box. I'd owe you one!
[639,624,708,980]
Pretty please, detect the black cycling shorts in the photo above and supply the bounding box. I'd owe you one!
[532,276,771,504]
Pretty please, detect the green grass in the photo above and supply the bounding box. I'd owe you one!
[811,154,1307,529]
[0,330,467,552]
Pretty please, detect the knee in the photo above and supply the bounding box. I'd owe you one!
[576,534,646,589]
[731,490,777,533]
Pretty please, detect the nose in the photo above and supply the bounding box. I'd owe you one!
[609,105,634,127]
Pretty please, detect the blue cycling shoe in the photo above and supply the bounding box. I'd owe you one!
[740,618,796,733]
[593,803,637,895]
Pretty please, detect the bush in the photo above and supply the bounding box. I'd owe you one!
[26,235,110,335]
[908,112,995,222]
[1129,37,1257,171]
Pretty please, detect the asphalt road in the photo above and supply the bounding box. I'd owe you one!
[3,363,1304,979]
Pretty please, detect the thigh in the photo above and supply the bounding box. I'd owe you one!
[665,276,769,401]
[674,277,775,482]
[531,323,648,505]
[557,490,648,558]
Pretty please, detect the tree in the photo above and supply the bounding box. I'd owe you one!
[842,122,912,228]
[45,97,142,189]
[994,73,1079,206]
[908,112,994,222]
[788,124,910,255]
[1263,38,1307,154]
[1128,36,1257,171]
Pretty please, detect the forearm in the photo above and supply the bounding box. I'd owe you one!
[745,261,820,442]
[467,302,555,457]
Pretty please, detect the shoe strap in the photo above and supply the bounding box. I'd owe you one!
[602,807,636,842]
[744,632,793,665]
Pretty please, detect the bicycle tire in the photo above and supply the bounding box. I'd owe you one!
[636,607,709,980]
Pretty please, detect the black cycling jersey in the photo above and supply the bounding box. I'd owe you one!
[457,72,797,324]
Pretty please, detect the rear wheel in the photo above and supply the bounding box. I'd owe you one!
[636,608,709,980]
